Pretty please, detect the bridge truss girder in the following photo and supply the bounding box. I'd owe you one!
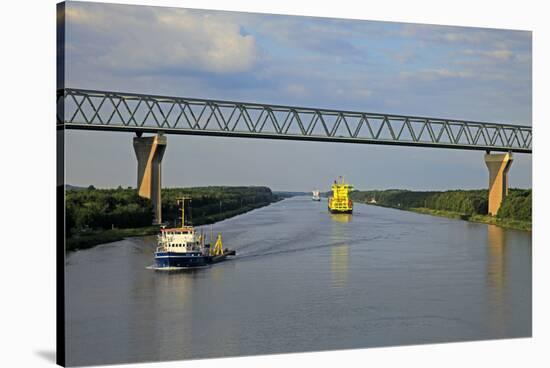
[57,89,532,153]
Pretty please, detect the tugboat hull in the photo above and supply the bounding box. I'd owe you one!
[328,208,353,214]
[207,250,236,264]
[155,252,208,268]
[154,250,236,270]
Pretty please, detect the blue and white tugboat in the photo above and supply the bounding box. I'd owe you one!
[152,197,235,271]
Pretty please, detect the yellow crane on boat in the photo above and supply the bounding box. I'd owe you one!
[211,234,224,256]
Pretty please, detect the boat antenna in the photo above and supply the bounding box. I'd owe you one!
[177,196,191,228]
[188,199,193,226]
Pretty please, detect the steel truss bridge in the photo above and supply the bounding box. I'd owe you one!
[57,88,532,153]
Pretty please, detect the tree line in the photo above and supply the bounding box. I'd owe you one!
[350,188,531,222]
[66,185,277,237]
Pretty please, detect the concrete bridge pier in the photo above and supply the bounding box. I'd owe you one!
[133,134,167,224]
[484,152,513,216]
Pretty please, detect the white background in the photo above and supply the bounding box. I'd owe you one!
[0,0,547,367]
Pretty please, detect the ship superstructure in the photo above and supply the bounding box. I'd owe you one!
[328,176,353,214]
[155,225,208,268]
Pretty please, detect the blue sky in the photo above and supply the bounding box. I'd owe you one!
[64,1,532,191]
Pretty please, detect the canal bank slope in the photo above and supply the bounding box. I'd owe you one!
[66,186,282,251]
[351,189,531,232]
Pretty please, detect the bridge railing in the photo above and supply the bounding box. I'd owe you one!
[57,88,532,153]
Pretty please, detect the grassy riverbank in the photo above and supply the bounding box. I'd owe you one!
[406,207,531,231]
[351,189,531,232]
[66,226,160,251]
[66,186,280,251]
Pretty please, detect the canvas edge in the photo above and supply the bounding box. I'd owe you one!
[56,1,66,366]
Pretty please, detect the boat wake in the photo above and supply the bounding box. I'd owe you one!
[237,234,382,261]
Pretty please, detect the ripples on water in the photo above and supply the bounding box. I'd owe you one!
[66,197,531,366]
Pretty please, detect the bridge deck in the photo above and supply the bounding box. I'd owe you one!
[57,89,532,153]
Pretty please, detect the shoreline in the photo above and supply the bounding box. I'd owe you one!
[362,202,531,232]
[66,200,280,252]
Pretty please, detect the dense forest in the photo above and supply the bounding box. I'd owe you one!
[66,186,279,251]
[350,188,531,222]
[161,186,277,226]
[495,189,532,222]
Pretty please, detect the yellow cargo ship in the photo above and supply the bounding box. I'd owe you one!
[328,176,353,214]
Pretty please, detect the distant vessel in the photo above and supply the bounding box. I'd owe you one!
[152,197,235,270]
[328,176,353,214]
[312,190,321,201]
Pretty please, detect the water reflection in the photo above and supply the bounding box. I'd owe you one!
[486,224,507,336]
[330,213,352,224]
[153,268,239,359]
[154,272,195,360]
[329,214,351,288]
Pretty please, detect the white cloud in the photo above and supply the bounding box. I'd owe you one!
[485,49,514,60]
[460,48,515,61]
[400,68,473,80]
[285,83,309,97]
[66,4,261,74]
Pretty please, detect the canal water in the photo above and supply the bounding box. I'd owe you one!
[65,197,531,366]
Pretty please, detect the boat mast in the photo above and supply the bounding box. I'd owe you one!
[177,196,191,228]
